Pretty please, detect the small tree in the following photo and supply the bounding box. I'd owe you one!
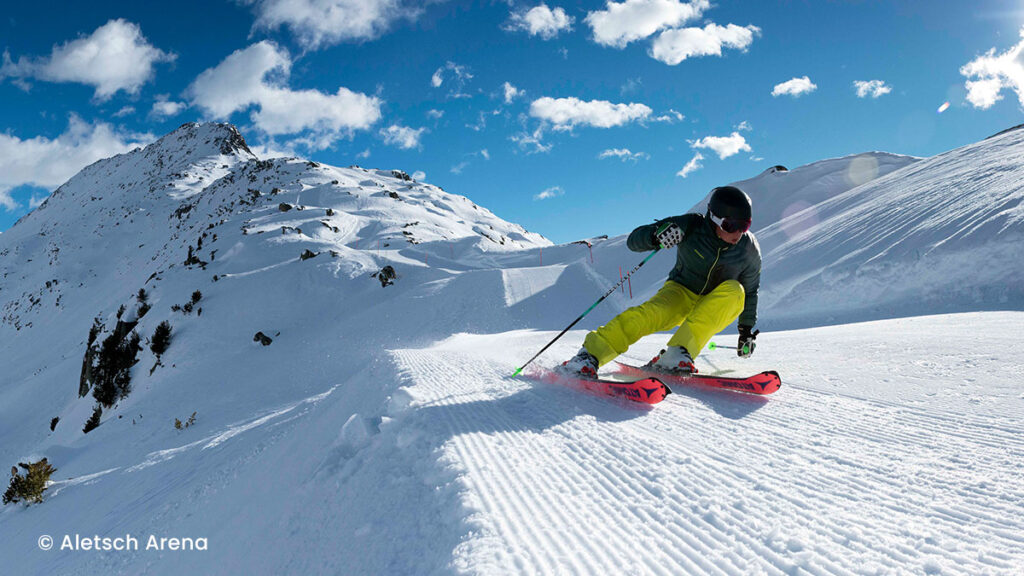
[80,318,104,398]
[87,318,103,346]
[83,405,102,433]
[151,321,172,358]
[3,458,57,505]
[92,334,121,407]
[113,332,141,400]
[92,329,141,408]
[174,412,197,430]
[191,290,202,304]
[136,288,149,304]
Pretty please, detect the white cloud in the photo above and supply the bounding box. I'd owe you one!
[112,106,136,118]
[598,148,649,162]
[529,96,652,130]
[28,192,48,209]
[380,124,425,149]
[242,0,414,49]
[964,78,1004,109]
[960,27,1024,109]
[426,109,445,119]
[586,0,709,48]
[449,150,489,174]
[467,111,488,132]
[621,77,642,95]
[772,76,817,97]
[736,120,752,131]
[0,116,154,211]
[151,95,188,119]
[649,22,759,65]
[676,152,703,178]
[534,186,564,200]
[510,126,552,153]
[186,42,381,147]
[0,19,174,100]
[690,131,751,159]
[431,61,473,97]
[247,140,298,159]
[254,87,380,138]
[503,81,524,104]
[506,4,574,40]
[653,109,685,123]
[187,42,290,118]
[412,170,426,180]
[854,79,892,99]
[0,191,17,212]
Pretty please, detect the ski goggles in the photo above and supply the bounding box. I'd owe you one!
[709,213,752,234]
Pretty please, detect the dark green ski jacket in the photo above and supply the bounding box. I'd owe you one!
[627,213,762,327]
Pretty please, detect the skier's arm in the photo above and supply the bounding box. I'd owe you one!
[737,251,761,328]
[626,215,694,252]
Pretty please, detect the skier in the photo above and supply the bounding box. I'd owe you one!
[561,185,761,377]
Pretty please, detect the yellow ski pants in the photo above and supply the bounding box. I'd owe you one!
[583,279,745,367]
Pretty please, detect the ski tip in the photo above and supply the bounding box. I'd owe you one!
[758,370,782,393]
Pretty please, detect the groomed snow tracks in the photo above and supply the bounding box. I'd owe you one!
[390,345,1024,575]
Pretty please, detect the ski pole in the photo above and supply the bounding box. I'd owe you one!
[512,247,661,377]
[708,341,753,355]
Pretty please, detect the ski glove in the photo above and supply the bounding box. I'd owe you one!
[654,222,683,250]
[738,325,759,358]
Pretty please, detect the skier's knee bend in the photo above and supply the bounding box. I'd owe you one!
[714,280,745,320]
[715,279,745,298]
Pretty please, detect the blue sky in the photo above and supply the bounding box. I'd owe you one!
[2,0,1024,243]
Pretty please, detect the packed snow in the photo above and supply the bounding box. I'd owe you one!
[1,123,1022,575]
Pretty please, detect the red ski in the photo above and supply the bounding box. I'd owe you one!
[532,369,671,404]
[614,362,782,395]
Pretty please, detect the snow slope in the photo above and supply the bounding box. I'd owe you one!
[742,130,1024,329]
[2,123,1022,575]
[5,315,1022,575]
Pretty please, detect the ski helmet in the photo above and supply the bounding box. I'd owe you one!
[707,186,752,221]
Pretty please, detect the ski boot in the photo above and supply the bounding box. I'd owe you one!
[644,346,698,375]
[558,347,599,379]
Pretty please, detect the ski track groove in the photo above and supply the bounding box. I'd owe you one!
[447,420,589,573]
[392,349,773,574]
[395,351,603,575]
[625,369,1024,573]
[394,350,703,574]
[390,348,1024,575]
[584,412,847,576]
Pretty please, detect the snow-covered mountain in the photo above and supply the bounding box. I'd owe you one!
[680,130,1023,329]
[2,123,1022,575]
[748,129,1024,328]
